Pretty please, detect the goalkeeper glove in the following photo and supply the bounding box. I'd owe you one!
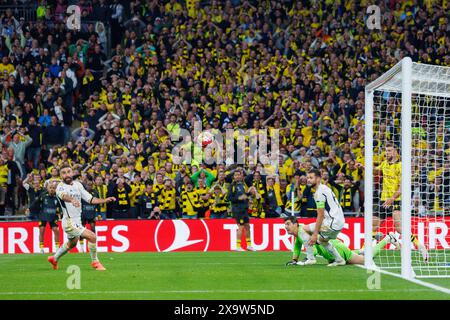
[285,259,298,266]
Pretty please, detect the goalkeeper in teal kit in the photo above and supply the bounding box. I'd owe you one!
[284,216,399,265]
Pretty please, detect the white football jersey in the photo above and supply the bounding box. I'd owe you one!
[56,180,94,223]
[314,184,345,230]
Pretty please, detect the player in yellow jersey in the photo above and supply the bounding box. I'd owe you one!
[366,142,429,261]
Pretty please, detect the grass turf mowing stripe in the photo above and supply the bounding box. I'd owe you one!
[0,289,437,295]
[356,265,450,295]
[2,251,450,300]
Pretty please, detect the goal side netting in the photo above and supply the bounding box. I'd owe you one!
[364,57,450,279]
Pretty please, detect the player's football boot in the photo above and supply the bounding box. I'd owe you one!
[327,259,346,267]
[246,246,257,252]
[296,258,317,266]
[235,247,245,252]
[388,232,401,249]
[47,256,58,270]
[91,261,107,271]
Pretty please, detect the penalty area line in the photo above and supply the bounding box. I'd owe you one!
[355,265,450,295]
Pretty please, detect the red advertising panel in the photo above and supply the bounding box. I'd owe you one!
[0,218,449,254]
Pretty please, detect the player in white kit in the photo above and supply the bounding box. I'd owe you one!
[47,165,116,271]
[300,169,346,267]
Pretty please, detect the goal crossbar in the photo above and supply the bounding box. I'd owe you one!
[366,60,450,97]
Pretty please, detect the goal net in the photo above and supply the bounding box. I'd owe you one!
[364,57,450,279]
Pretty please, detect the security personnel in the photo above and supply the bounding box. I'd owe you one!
[180,180,201,219]
[228,169,255,251]
[137,182,159,219]
[32,183,60,253]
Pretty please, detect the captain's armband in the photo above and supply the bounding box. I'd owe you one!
[315,201,325,209]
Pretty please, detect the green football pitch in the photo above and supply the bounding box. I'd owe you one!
[0,251,449,300]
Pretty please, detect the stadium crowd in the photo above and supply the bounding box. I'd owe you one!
[0,0,448,220]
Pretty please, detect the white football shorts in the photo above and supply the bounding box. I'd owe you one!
[62,218,86,239]
[306,222,341,241]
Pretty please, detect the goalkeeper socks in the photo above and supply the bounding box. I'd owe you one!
[246,237,251,247]
[299,231,315,260]
[321,241,344,262]
[54,243,70,261]
[373,237,389,258]
[88,242,98,262]
[55,241,60,248]
[39,242,44,249]
[237,239,242,248]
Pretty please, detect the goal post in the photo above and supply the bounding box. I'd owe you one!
[364,57,450,279]
[400,57,413,279]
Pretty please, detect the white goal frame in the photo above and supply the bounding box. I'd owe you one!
[364,57,450,280]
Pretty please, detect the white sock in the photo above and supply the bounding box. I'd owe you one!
[54,243,70,261]
[321,241,344,262]
[299,230,315,260]
[88,242,98,262]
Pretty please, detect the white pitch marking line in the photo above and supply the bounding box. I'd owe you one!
[0,289,436,295]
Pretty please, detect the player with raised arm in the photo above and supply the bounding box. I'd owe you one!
[359,142,428,261]
[47,164,116,271]
[299,169,346,266]
[284,216,399,266]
